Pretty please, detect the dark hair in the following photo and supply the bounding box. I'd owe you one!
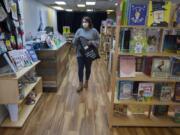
[81,16,93,29]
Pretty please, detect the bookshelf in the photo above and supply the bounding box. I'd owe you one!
[0,62,42,128]
[108,0,180,128]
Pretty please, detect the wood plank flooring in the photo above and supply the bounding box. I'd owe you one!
[0,54,180,135]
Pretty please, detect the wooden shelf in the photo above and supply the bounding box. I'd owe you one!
[0,61,40,80]
[114,98,180,106]
[117,72,179,82]
[120,25,180,30]
[111,112,180,127]
[1,93,42,128]
[119,52,179,57]
[18,77,41,104]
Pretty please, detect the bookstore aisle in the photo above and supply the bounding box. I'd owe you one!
[0,54,179,135]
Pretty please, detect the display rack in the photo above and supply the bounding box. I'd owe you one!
[0,61,42,128]
[108,0,180,128]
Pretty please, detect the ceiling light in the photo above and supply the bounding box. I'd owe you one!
[115,3,118,6]
[55,1,66,5]
[87,9,93,12]
[53,6,64,10]
[66,9,73,12]
[77,4,86,7]
[106,9,114,12]
[86,2,96,5]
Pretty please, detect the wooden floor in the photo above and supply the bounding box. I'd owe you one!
[0,54,180,135]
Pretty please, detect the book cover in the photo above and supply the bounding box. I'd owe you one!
[160,86,172,102]
[148,1,171,27]
[0,40,7,55]
[174,106,180,123]
[146,29,160,52]
[25,45,38,62]
[136,57,143,72]
[151,58,171,78]
[120,0,129,25]
[172,4,180,27]
[171,57,180,77]
[153,105,169,116]
[143,56,153,76]
[130,28,147,54]
[174,83,180,102]
[114,104,128,116]
[118,81,133,100]
[119,56,136,77]
[0,3,7,22]
[163,35,179,53]
[138,83,154,102]
[128,4,147,26]
[129,105,148,115]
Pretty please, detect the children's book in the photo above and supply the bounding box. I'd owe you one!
[138,83,154,102]
[130,28,147,53]
[120,29,131,52]
[146,29,160,52]
[174,106,180,123]
[118,81,133,100]
[151,58,171,78]
[120,0,129,25]
[163,35,179,53]
[143,56,153,76]
[148,1,171,27]
[119,56,136,77]
[128,4,147,26]
[172,3,180,27]
[0,4,7,22]
[25,44,38,62]
[160,86,172,102]
[114,104,128,116]
[174,83,180,102]
[153,105,169,116]
[171,57,180,77]
[136,57,143,72]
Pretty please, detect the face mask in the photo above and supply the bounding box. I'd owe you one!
[82,23,89,28]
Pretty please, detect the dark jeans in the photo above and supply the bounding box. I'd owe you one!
[77,57,92,82]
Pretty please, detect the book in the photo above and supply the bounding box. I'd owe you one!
[143,56,153,76]
[138,83,154,102]
[5,39,13,51]
[148,1,171,27]
[130,28,147,53]
[171,57,180,78]
[174,106,180,123]
[151,58,171,78]
[114,104,128,116]
[120,29,131,52]
[0,40,7,55]
[120,0,129,26]
[119,56,136,77]
[118,81,133,100]
[128,4,147,26]
[146,29,160,52]
[174,83,180,102]
[129,105,148,115]
[172,3,180,27]
[3,0,11,13]
[160,86,172,102]
[136,57,143,72]
[25,44,38,62]
[153,105,169,116]
[163,35,179,53]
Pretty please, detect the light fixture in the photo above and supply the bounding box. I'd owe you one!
[77,4,86,7]
[87,9,93,12]
[55,1,66,5]
[106,9,114,12]
[86,1,96,5]
[53,6,64,10]
[115,3,118,6]
[66,9,73,12]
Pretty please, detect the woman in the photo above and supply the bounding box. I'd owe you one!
[73,16,100,93]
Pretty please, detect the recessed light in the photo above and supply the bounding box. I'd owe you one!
[53,6,64,10]
[55,1,66,5]
[86,2,96,5]
[87,9,93,12]
[115,3,118,6]
[106,9,114,12]
[77,4,86,7]
[66,9,73,12]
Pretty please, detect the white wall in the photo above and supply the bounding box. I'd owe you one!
[22,0,57,38]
